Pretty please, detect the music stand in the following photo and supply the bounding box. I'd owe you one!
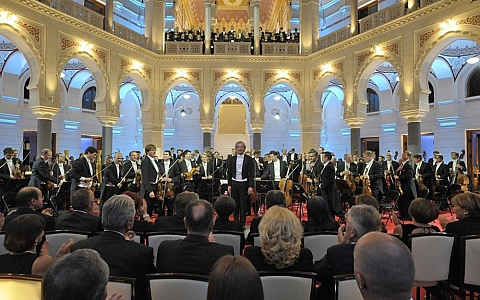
[255,180,274,215]
[50,181,71,212]
[0,178,29,213]
[199,178,221,203]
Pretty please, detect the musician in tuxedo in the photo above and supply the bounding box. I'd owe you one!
[448,151,467,184]
[212,151,225,179]
[121,151,141,193]
[69,147,98,191]
[357,150,384,203]
[101,152,124,206]
[158,150,181,216]
[382,152,399,192]
[307,149,324,195]
[260,151,288,188]
[0,148,16,187]
[140,144,160,216]
[428,150,440,167]
[393,151,417,219]
[337,154,358,207]
[289,148,299,164]
[52,153,70,182]
[252,150,264,178]
[413,153,434,199]
[280,148,288,163]
[320,152,341,215]
[178,150,199,192]
[227,141,255,225]
[28,148,59,197]
[433,154,450,186]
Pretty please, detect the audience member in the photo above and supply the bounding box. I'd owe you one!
[43,249,121,300]
[3,186,55,231]
[71,194,156,299]
[393,198,440,245]
[154,191,198,233]
[244,206,313,272]
[213,195,246,249]
[156,199,234,275]
[247,190,286,245]
[207,255,264,300]
[354,232,415,300]
[355,194,387,233]
[314,204,382,298]
[55,189,103,233]
[0,214,71,275]
[123,191,155,233]
[302,195,339,232]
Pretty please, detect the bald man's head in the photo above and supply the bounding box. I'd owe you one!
[354,232,414,300]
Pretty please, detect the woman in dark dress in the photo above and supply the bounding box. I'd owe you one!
[302,196,339,232]
[244,206,313,272]
[0,214,57,275]
[393,198,440,245]
[123,191,155,233]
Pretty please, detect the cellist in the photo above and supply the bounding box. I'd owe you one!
[260,151,287,189]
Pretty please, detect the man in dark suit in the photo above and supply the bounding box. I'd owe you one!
[320,151,341,216]
[0,148,16,191]
[178,150,200,193]
[382,151,400,192]
[227,141,255,225]
[448,151,467,184]
[28,148,60,197]
[154,191,197,233]
[157,199,234,275]
[71,194,156,299]
[394,151,417,219]
[260,151,288,186]
[158,150,181,216]
[121,150,141,193]
[314,204,382,299]
[307,149,324,195]
[101,152,124,206]
[3,186,55,231]
[287,147,298,164]
[428,150,440,167]
[140,144,160,216]
[357,150,384,203]
[413,153,435,199]
[433,154,450,186]
[69,147,98,190]
[55,189,102,233]
[247,190,285,245]
[52,153,70,182]
[252,150,264,177]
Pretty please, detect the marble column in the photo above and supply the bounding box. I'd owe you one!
[251,0,261,55]
[203,132,212,151]
[105,0,114,33]
[350,0,358,36]
[407,121,421,155]
[37,119,52,154]
[299,0,319,54]
[253,132,261,151]
[145,0,165,53]
[204,0,213,54]
[350,127,361,155]
[102,125,113,162]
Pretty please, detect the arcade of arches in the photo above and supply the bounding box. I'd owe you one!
[1,0,480,180]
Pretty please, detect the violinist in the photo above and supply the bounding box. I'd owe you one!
[260,151,287,188]
[140,144,160,216]
[252,150,264,178]
[413,153,434,199]
[307,149,324,195]
[197,152,215,202]
[158,150,180,216]
[433,154,450,186]
[320,152,341,216]
[28,148,59,198]
[101,152,124,205]
[393,151,417,220]
[382,152,399,192]
[287,148,298,164]
[122,151,141,193]
[52,153,70,187]
[357,150,384,203]
[70,147,98,191]
[448,151,467,184]
[12,148,25,173]
[178,150,199,192]
[0,148,16,183]
[337,154,358,205]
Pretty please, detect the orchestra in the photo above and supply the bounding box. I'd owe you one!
[0,143,477,224]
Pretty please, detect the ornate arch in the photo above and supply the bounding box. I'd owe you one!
[162,70,203,108]
[312,70,347,112]
[212,71,253,104]
[262,72,304,104]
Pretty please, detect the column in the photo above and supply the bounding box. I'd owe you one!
[407,121,421,155]
[145,0,165,53]
[105,0,114,33]
[350,127,361,155]
[407,0,417,13]
[204,0,214,54]
[350,0,358,36]
[251,0,261,55]
[102,125,113,162]
[299,0,319,54]
[253,132,261,151]
[203,131,212,151]
[37,119,52,154]
[300,124,321,153]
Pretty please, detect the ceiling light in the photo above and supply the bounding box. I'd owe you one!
[274,95,281,101]
[183,94,190,99]
[467,57,480,64]
[274,113,280,120]
[180,109,186,117]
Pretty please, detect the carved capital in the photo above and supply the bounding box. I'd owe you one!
[96,115,119,127]
[344,117,366,128]
[400,109,428,122]
[30,106,60,120]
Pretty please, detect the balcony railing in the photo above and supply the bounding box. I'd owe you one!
[358,1,405,33]
[114,23,148,48]
[214,42,251,55]
[262,43,300,56]
[165,42,204,54]
[318,27,352,50]
[56,0,104,29]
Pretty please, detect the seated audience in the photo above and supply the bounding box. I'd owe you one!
[43,249,121,300]
[354,232,415,300]
[154,191,198,233]
[0,214,71,275]
[207,255,264,300]
[302,195,339,232]
[71,194,156,299]
[393,198,440,245]
[213,195,245,250]
[355,194,387,232]
[314,204,382,298]
[440,192,480,286]
[123,191,155,233]
[55,189,103,233]
[3,186,55,231]
[244,206,313,272]
[157,199,234,275]
[247,190,286,245]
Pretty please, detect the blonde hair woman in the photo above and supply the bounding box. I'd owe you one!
[244,206,313,271]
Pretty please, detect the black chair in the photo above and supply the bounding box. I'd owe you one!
[379,190,400,224]
[433,185,452,215]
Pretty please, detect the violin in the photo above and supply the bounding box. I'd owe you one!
[395,162,404,196]
[417,174,429,193]
[456,149,470,192]
[157,181,175,201]
[298,153,310,194]
[136,171,142,189]
[183,167,199,180]
[362,177,372,195]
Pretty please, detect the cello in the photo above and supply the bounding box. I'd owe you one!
[456,149,470,192]
[279,162,293,207]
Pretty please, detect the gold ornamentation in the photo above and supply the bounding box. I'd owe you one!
[62,38,78,51]
[164,71,175,81]
[17,20,40,43]
[419,28,440,48]
[458,14,480,26]
[357,50,374,67]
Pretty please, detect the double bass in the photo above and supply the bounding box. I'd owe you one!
[456,149,470,192]
[279,162,293,207]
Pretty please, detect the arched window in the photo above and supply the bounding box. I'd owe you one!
[366,88,379,113]
[23,78,30,100]
[82,86,97,110]
[467,68,480,97]
[428,81,435,103]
